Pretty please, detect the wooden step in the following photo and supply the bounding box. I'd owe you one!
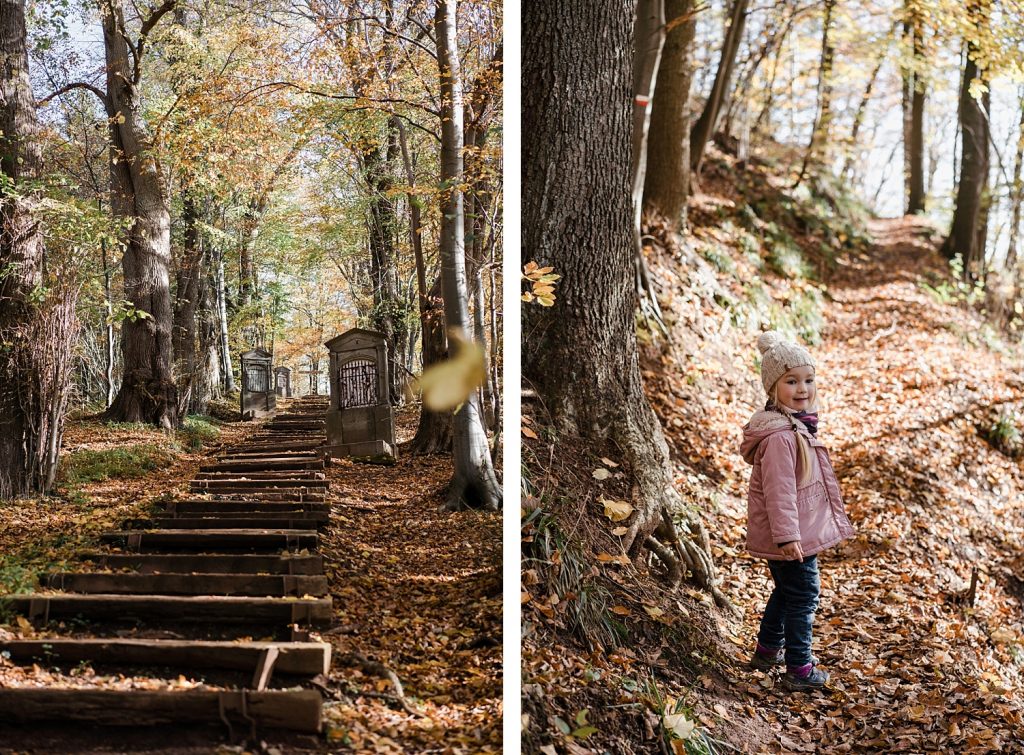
[77,553,324,574]
[194,470,326,481]
[159,500,329,515]
[100,529,318,552]
[190,479,327,489]
[42,572,329,597]
[156,512,327,526]
[7,593,332,626]
[0,688,322,732]
[1,639,330,676]
[200,459,323,473]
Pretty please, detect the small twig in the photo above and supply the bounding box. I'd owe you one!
[867,316,898,345]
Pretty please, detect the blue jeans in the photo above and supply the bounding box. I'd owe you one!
[757,555,820,667]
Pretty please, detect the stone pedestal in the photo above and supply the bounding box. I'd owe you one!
[323,329,395,459]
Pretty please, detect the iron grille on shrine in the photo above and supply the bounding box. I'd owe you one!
[338,359,377,408]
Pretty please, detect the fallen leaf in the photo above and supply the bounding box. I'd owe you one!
[602,498,633,522]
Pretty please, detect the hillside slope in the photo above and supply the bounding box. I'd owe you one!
[522,148,1024,754]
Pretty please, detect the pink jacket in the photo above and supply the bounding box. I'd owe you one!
[740,409,855,560]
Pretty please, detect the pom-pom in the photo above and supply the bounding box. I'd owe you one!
[757,330,782,355]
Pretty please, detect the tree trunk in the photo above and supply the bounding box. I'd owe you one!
[215,244,235,393]
[99,0,178,428]
[361,120,407,406]
[0,0,77,497]
[842,27,890,183]
[523,0,729,607]
[173,191,202,418]
[435,0,500,511]
[408,277,453,455]
[194,241,222,412]
[942,36,990,276]
[689,0,748,176]
[792,0,836,188]
[631,0,666,231]
[643,0,696,228]
[905,6,926,214]
[1006,94,1024,273]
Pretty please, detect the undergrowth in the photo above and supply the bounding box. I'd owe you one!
[57,444,176,489]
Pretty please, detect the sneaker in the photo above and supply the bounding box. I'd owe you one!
[782,666,830,691]
[748,648,819,670]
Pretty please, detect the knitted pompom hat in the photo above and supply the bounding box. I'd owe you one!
[757,330,815,394]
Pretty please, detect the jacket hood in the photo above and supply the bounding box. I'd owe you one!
[740,409,795,463]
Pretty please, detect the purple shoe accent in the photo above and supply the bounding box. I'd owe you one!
[756,642,782,656]
[787,662,813,678]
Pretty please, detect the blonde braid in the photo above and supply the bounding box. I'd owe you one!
[770,385,814,486]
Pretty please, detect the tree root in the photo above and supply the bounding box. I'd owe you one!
[645,505,738,616]
[335,651,427,718]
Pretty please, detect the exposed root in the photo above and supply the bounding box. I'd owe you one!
[335,651,426,718]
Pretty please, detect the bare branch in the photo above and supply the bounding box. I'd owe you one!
[38,82,111,112]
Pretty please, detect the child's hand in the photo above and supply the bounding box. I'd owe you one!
[779,541,804,562]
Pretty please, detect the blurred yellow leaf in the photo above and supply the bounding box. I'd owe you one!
[417,329,486,411]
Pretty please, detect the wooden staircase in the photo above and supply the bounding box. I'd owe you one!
[0,396,334,736]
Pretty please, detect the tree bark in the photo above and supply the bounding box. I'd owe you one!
[643,0,696,228]
[360,119,408,406]
[1006,94,1024,273]
[631,0,666,230]
[689,0,748,176]
[408,277,453,455]
[905,5,926,214]
[173,191,202,417]
[215,243,235,393]
[942,32,990,276]
[523,0,729,607]
[99,0,178,428]
[435,0,500,511]
[0,0,77,497]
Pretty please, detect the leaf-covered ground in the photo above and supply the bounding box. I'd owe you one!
[0,406,501,754]
[523,152,1024,753]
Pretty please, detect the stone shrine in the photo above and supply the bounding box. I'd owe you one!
[240,348,275,420]
[323,329,395,459]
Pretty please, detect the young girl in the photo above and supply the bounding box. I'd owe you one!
[740,331,855,691]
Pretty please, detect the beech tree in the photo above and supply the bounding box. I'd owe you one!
[435,0,500,511]
[523,0,728,605]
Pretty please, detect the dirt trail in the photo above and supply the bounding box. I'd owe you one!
[717,217,1024,752]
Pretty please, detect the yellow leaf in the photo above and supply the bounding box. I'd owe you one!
[521,592,532,604]
[610,605,631,616]
[416,329,486,411]
[644,606,665,619]
[522,426,538,439]
[537,295,556,307]
[611,526,628,536]
[602,498,633,522]
[523,261,539,274]
[521,291,535,302]
[592,468,611,480]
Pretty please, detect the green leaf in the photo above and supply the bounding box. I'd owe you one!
[571,725,598,739]
[575,709,589,726]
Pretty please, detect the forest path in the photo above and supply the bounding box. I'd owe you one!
[718,217,1024,752]
[315,413,502,753]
